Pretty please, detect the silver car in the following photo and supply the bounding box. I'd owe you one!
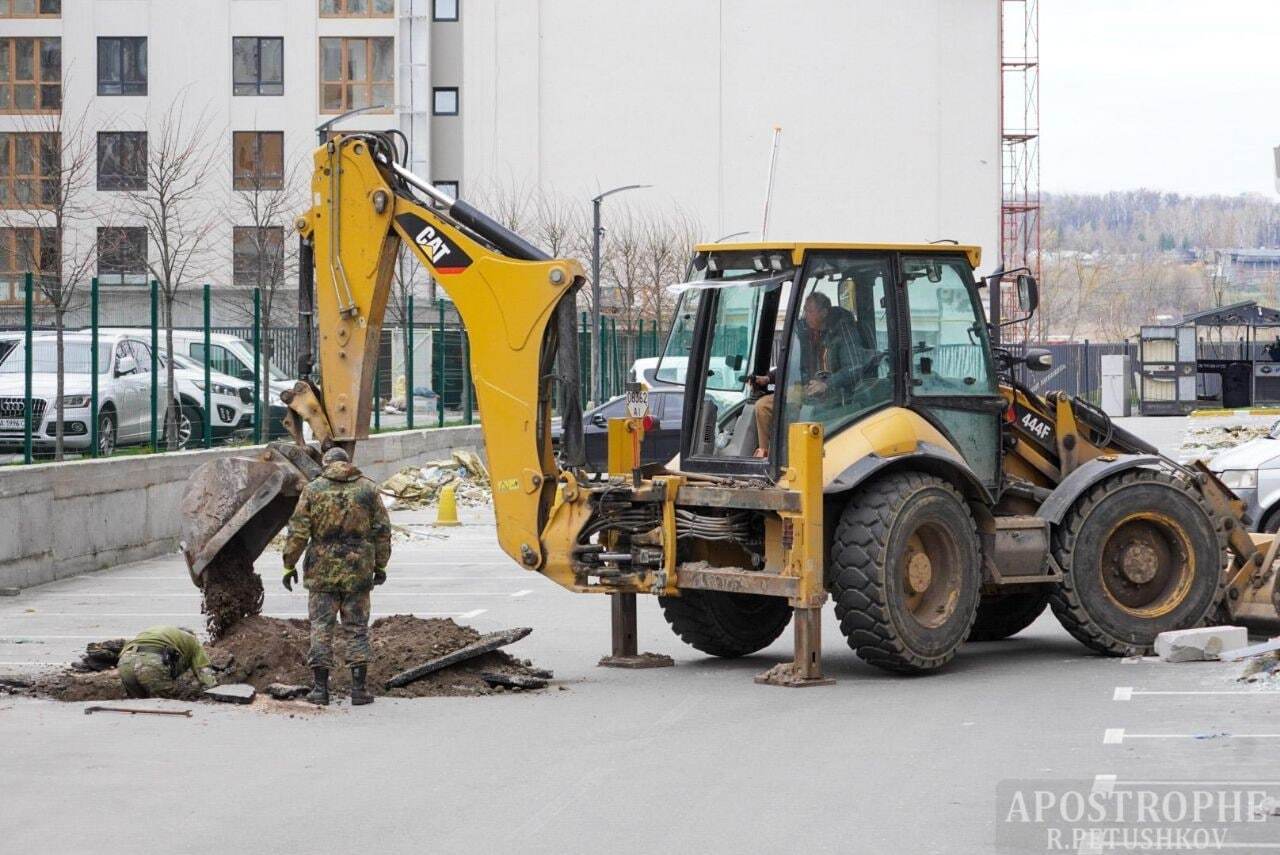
[1208,420,1280,532]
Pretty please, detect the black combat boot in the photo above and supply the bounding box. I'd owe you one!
[350,664,374,706]
[307,667,330,706]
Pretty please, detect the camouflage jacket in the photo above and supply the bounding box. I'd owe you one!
[283,461,392,593]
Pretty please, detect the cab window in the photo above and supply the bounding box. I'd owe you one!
[779,253,894,440]
[902,257,994,396]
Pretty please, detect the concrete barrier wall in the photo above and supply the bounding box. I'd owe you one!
[0,425,483,590]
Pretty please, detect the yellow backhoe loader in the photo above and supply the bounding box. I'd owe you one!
[179,129,1280,684]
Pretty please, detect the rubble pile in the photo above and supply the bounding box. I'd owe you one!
[1,615,550,703]
[1180,414,1277,462]
[381,450,492,510]
[1239,651,1280,685]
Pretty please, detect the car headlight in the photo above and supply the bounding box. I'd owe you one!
[61,395,91,407]
[211,382,237,397]
[1218,469,1258,490]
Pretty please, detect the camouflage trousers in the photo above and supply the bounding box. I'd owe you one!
[307,590,372,669]
[118,649,178,698]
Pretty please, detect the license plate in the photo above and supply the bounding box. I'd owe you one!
[0,418,22,430]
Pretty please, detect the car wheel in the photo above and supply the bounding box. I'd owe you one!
[175,404,202,450]
[98,412,117,457]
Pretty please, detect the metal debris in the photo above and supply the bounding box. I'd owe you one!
[84,706,192,718]
[384,627,532,689]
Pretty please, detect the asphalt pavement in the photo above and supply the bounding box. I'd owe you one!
[6,414,1280,853]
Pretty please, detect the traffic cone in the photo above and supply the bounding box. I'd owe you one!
[434,483,461,527]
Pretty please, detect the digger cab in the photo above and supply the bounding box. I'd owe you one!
[659,242,1001,491]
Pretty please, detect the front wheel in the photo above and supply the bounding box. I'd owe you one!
[1048,469,1224,656]
[176,404,203,449]
[829,472,981,673]
[97,412,117,457]
[658,589,792,658]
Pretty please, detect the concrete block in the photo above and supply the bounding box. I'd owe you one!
[204,683,256,704]
[1155,626,1248,662]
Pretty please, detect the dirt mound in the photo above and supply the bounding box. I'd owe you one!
[3,615,550,702]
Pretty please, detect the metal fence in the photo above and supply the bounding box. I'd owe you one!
[1010,340,1133,403]
[0,274,668,465]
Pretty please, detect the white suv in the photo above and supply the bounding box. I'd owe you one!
[0,332,181,457]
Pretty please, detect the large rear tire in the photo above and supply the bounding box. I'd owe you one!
[658,589,792,658]
[829,472,981,673]
[968,590,1051,642]
[1048,469,1224,656]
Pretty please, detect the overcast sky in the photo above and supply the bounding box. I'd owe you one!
[1041,0,1280,197]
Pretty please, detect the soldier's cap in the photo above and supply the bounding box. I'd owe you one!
[322,447,350,465]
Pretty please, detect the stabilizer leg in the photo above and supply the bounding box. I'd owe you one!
[755,606,834,687]
[598,593,673,669]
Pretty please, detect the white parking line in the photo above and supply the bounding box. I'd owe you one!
[0,610,486,619]
[510,590,532,598]
[1114,686,1277,700]
[44,575,532,583]
[15,591,529,598]
[1104,728,1280,744]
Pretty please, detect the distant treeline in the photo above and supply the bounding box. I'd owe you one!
[1044,191,1280,253]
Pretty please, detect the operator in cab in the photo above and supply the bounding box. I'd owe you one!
[117,626,217,698]
[752,289,868,457]
[282,446,391,707]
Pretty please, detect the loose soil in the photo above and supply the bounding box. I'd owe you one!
[3,615,550,702]
[201,542,265,639]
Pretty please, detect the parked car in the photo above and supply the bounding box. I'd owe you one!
[102,329,295,439]
[1208,420,1280,532]
[553,389,684,474]
[0,332,181,457]
[162,352,256,444]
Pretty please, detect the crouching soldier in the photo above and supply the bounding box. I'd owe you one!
[118,626,217,698]
[282,447,391,707]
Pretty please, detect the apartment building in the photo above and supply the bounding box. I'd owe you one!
[0,0,1000,325]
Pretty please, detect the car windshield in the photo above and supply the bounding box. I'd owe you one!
[0,341,113,374]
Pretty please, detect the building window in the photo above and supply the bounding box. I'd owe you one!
[232,131,284,191]
[0,0,59,18]
[97,132,147,192]
[433,180,458,199]
[0,38,61,112]
[0,132,58,207]
[0,227,57,305]
[233,226,284,287]
[97,227,147,286]
[319,0,393,17]
[232,37,284,96]
[319,37,393,114]
[97,37,147,96]
[433,0,458,21]
[432,87,458,115]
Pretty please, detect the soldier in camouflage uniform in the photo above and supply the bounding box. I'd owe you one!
[282,447,391,706]
[117,626,217,699]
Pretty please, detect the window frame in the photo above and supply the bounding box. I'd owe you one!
[0,37,61,113]
[0,132,58,208]
[96,131,148,192]
[318,37,394,115]
[97,36,147,97]
[231,131,285,191]
[432,180,459,199]
[96,226,148,287]
[0,226,57,305]
[232,36,284,97]
[432,87,458,116]
[319,0,394,18]
[0,0,60,18]
[232,225,285,288]
[432,0,458,21]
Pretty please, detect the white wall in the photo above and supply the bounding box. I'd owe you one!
[461,0,1001,268]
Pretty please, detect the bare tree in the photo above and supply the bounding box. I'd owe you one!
[127,95,219,450]
[0,97,116,459]
[639,209,698,337]
[226,153,304,437]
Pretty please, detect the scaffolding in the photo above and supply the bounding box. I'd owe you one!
[1000,0,1041,341]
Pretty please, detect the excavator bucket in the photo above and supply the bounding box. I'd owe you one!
[179,443,322,586]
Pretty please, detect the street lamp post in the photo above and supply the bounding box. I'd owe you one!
[590,183,650,405]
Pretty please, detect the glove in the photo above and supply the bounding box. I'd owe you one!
[373,569,387,586]
[282,566,298,592]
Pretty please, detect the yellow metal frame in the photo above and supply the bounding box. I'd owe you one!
[695,241,982,271]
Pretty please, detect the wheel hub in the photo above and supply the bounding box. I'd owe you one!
[1119,539,1159,585]
[905,551,933,594]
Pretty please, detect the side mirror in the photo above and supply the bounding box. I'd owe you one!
[1016,274,1039,314]
[1024,348,1052,372]
[115,355,137,376]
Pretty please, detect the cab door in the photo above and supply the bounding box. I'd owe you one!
[900,255,1003,490]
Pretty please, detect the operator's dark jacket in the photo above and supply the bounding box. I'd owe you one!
[769,306,870,391]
